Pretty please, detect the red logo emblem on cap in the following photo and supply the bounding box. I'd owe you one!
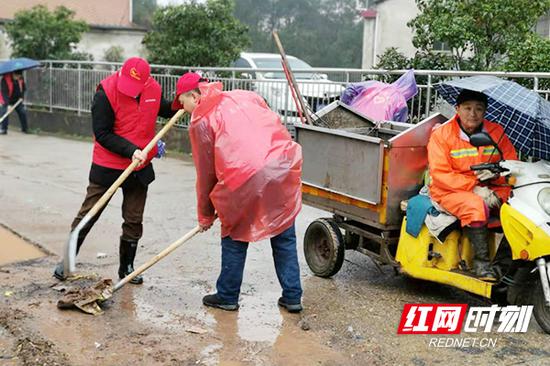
[130,67,141,81]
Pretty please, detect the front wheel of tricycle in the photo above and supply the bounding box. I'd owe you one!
[304,218,345,278]
[532,279,550,334]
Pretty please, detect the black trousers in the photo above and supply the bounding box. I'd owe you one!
[71,178,148,246]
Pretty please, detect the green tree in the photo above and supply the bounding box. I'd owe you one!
[504,33,550,89]
[233,0,302,54]
[133,0,157,28]
[103,46,125,63]
[505,33,550,73]
[375,48,456,72]
[5,5,89,60]
[143,0,249,67]
[374,47,409,70]
[234,0,363,68]
[408,0,550,70]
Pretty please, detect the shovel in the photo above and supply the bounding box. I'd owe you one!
[57,225,201,315]
[62,109,186,279]
[0,99,23,125]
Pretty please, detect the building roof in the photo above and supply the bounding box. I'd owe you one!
[361,9,378,18]
[0,0,138,29]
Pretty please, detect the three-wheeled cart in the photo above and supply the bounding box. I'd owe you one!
[295,101,446,276]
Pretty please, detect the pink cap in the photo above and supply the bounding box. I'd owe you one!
[118,57,150,97]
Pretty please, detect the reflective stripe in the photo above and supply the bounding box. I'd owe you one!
[482,147,498,155]
[423,169,431,186]
[450,148,478,158]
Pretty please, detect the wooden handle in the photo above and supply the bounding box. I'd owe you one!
[272,32,313,125]
[86,109,185,219]
[0,99,23,124]
[113,225,201,291]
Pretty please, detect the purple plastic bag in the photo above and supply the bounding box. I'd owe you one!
[340,80,378,105]
[341,70,418,122]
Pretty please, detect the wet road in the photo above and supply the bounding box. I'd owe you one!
[1,131,549,365]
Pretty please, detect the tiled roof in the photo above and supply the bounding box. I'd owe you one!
[1,0,134,28]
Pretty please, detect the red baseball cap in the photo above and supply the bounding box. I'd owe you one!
[118,57,150,97]
[171,72,206,110]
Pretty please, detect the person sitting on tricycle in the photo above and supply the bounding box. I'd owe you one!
[427,89,518,281]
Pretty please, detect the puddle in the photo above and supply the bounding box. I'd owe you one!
[200,343,222,366]
[236,293,283,343]
[0,226,46,265]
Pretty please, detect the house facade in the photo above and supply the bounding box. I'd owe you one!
[0,0,147,61]
[362,0,550,69]
[361,0,419,69]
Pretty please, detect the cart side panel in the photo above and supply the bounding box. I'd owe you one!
[385,114,449,226]
[295,125,384,204]
[385,146,429,226]
[389,113,448,147]
[301,183,384,228]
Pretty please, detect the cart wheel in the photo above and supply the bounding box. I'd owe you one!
[532,278,550,334]
[304,218,345,278]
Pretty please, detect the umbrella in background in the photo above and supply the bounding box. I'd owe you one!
[435,75,550,160]
[0,58,41,75]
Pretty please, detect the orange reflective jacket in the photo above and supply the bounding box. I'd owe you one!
[428,115,518,226]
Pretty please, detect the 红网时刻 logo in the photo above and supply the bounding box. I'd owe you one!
[397,304,533,334]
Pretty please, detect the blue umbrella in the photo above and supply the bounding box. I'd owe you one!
[435,75,550,160]
[0,58,41,75]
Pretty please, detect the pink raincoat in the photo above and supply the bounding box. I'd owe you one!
[188,82,303,242]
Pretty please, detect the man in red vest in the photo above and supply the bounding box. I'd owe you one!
[0,71,28,134]
[53,57,176,283]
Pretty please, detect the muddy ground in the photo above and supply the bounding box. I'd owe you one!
[1,131,549,366]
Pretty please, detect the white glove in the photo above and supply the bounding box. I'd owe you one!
[473,186,501,209]
[475,169,498,182]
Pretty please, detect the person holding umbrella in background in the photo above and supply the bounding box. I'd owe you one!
[0,71,28,134]
[0,58,40,135]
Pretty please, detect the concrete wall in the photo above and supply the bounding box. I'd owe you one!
[362,0,420,68]
[0,29,10,59]
[77,28,146,61]
[26,109,192,154]
[0,26,146,62]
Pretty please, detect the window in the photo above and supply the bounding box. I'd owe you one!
[251,57,314,79]
[536,14,550,38]
[233,58,251,68]
[433,40,451,53]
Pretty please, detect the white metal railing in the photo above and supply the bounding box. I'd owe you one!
[23,60,550,126]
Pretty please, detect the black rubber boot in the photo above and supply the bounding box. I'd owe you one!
[53,236,85,280]
[118,237,143,285]
[464,226,497,282]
